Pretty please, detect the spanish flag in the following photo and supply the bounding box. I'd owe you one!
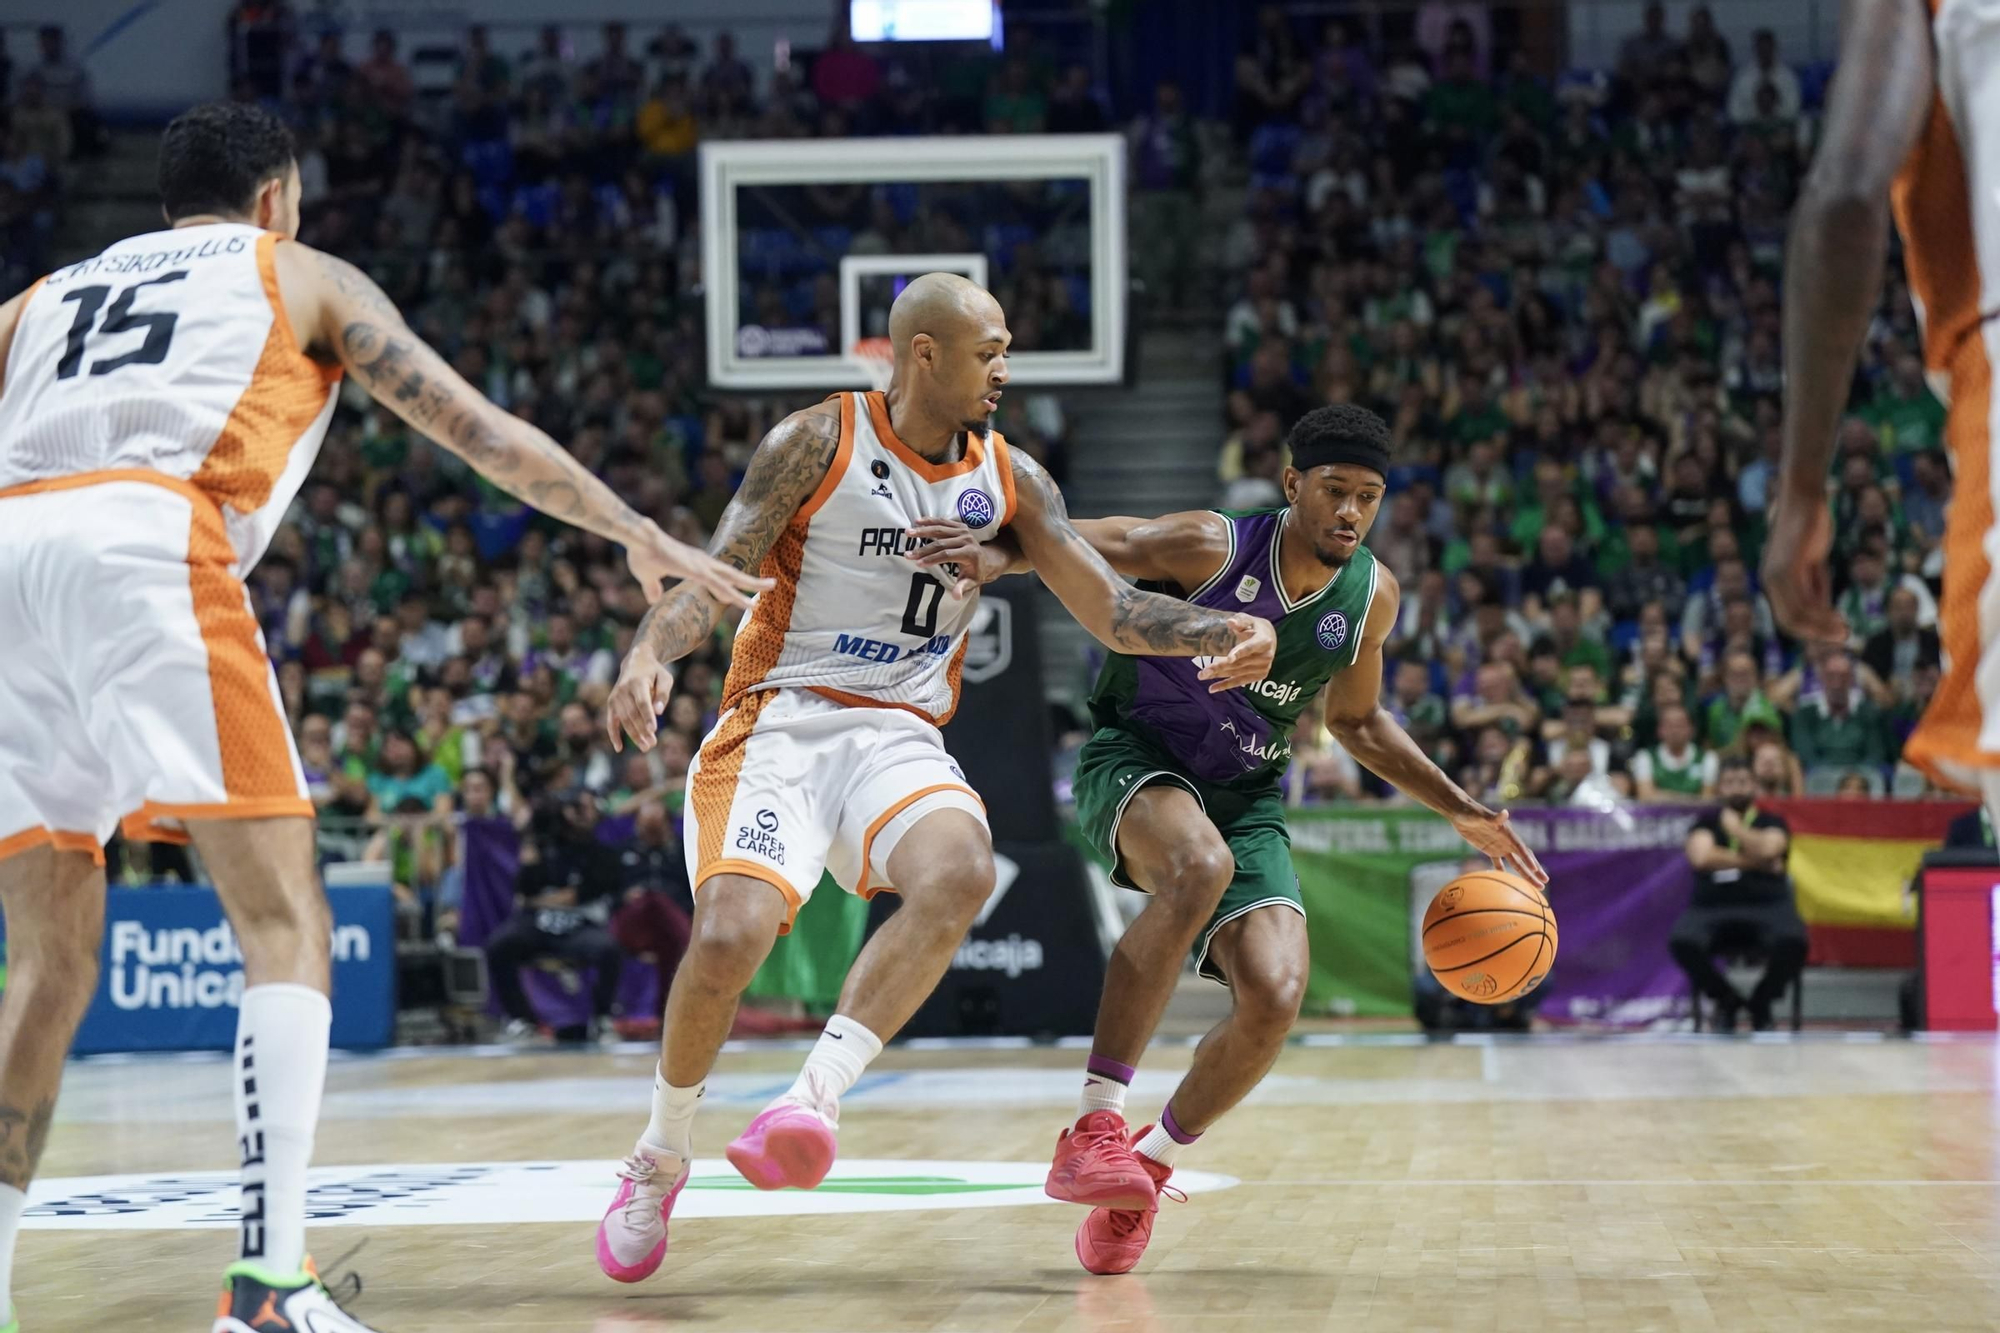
[1766,798,1973,966]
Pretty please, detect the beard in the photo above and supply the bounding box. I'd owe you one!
[1724,794,1756,813]
[1311,543,1355,567]
[959,417,992,439]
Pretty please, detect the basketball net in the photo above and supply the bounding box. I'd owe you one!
[851,336,893,393]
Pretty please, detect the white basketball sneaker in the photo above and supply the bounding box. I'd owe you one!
[595,1146,692,1283]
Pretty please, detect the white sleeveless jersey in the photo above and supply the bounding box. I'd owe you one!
[0,223,341,571]
[722,391,1016,724]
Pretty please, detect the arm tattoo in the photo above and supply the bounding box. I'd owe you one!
[707,405,842,574]
[0,1096,54,1190]
[1106,584,1240,655]
[1009,451,1239,657]
[312,249,399,319]
[627,406,840,664]
[633,583,719,664]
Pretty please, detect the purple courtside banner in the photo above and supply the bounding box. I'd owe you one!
[1284,804,1702,1027]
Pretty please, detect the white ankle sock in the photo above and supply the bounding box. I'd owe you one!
[0,1182,24,1322]
[642,1066,704,1162]
[783,1014,882,1109]
[1134,1121,1190,1168]
[234,983,331,1274]
[1080,1074,1130,1118]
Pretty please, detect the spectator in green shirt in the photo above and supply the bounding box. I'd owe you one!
[366,728,455,819]
[1511,459,1605,552]
[1545,595,1613,682]
[1632,703,1718,801]
[1790,650,1891,773]
[1387,656,1452,766]
[1424,47,1496,136]
[1863,354,1948,453]
[1705,650,1785,749]
[1442,437,1515,512]
[984,57,1047,133]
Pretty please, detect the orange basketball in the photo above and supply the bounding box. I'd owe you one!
[1421,870,1557,1004]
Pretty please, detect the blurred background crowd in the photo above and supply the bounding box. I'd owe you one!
[1207,4,1943,812]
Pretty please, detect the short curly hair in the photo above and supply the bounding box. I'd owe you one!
[159,101,297,222]
[1286,402,1393,477]
[1288,402,1392,455]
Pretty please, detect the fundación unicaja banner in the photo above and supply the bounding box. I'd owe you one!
[0,884,396,1052]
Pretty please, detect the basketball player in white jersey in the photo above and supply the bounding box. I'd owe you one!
[593,272,1278,1281]
[1763,0,1995,805]
[0,102,763,1333]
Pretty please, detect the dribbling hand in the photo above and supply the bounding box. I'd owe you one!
[1449,807,1549,886]
[607,651,675,753]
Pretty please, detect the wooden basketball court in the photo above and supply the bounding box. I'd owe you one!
[21,1033,2000,1331]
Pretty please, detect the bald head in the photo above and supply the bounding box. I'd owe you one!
[881,271,1011,437]
[887,271,1002,351]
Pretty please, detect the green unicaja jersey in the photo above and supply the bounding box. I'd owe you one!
[1087,508,1381,791]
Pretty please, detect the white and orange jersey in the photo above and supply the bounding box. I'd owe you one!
[1894,0,2000,784]
[721,390,1016,725]
[0,222,340,572]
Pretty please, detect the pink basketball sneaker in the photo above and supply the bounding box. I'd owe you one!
[595,1147,690,1283]
[1074,1134,1183,1275]
[725,1103,838,1190]
[1046,1110,1159,1211]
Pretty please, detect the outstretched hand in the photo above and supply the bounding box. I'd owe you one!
[627,522,773,611]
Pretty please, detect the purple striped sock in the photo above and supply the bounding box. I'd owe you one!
[1161,1103,1200,1145]
[1085,1053,1136,1085]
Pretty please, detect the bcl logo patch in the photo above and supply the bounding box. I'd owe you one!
[1234,575,1260,603]
[1315,611,1348,651]
[956,487,996,527]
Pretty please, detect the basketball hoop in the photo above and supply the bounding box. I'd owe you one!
[850,337,893,393]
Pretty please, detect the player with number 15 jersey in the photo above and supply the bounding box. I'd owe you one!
[0,100,760,1333]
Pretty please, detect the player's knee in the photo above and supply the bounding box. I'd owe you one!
[687,894,782,979]
[1154,841,1234,915]
[903,840,996,921]
[1234,962,1307,1036]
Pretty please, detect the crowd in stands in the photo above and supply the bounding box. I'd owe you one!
[0,25,93,294]
[1205,4,1941,806]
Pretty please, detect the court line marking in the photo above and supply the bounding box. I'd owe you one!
[1235,1179,2000,1187]
[66,1028,1969,1069]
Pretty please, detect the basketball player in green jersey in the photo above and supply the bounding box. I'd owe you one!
[943,403,1548,1274]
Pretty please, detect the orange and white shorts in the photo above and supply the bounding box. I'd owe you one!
[684,687,986,933]
[0,474,310,866]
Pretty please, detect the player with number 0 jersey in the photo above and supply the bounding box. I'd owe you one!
[593,272,1278,1285]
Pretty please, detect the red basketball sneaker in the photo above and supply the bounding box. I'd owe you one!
[1074,1137,1183,1275]
[1045,1110,1158,1211]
